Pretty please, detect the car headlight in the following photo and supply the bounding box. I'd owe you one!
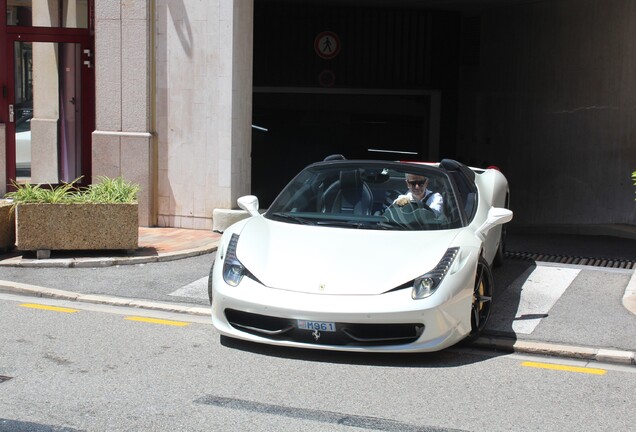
[223,234,246,286]
[412,247,459,299]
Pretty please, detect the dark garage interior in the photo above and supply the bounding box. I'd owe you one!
[251,0,636,230]
[251,1,461,206]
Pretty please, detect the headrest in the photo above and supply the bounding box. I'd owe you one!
[340,169,362,189]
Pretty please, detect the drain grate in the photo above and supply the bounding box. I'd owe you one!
[0,375,12,383]
[505,251,635,270]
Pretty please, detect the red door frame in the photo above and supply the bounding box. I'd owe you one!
[1,0,7,130]
[1,0,95,187]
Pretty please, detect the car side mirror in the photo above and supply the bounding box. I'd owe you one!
[475,207,513,240]
[237,195,260,217]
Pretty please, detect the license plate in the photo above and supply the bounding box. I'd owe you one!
[297,320,336,332]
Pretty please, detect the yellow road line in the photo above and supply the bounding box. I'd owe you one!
[125,316,190,327]
[20,303,79,314]
[521,361,607,375]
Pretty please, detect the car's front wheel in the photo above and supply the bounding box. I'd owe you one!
[493,225,506,267]
[207,262,214,305]
[493,193,510,267]
[469,256,493,338]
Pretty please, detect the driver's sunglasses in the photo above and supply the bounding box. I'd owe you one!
[407,180,426,187]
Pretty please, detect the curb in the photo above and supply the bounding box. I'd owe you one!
[0,281,210,315]
[2,280,634,367]
[473,335,635,366]
[0,244,218,268]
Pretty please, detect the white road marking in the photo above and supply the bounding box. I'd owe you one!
[169,277,209,300]
[512,265,580,334]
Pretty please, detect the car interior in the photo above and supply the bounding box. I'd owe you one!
[321,169,374,215]
[439,159,478,222]
[266,160,473,231]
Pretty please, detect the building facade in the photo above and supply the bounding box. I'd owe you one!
[1,0,635,232]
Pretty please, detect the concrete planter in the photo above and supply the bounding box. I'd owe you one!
[15,203,138,255]
[0,201,15,252]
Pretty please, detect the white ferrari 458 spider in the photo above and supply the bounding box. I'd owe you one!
[209,157,512,352]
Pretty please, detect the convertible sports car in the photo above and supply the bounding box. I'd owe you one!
[209,157,512,352]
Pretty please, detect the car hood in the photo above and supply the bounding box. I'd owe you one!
[234,216,461,295]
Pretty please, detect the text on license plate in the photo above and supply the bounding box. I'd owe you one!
[297,320,336,332]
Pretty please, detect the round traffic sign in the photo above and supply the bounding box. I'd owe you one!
[314,31,341,60]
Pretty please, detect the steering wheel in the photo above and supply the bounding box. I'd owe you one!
[383,190,404,208]
[400,200,436,216]
[382,199,437,229]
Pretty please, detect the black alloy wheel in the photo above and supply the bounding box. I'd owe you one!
[469,257,493,338]
[207,262,214,305]
[493,193,510,267]
[493,225,506,267]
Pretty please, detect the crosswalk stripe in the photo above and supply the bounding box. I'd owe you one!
[169,277,208,300]
[512,265,580,334]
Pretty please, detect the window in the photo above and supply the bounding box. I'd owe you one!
[7,0,88,29]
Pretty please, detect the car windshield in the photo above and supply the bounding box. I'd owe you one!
[265,161,464,231]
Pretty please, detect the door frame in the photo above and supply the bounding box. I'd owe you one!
[5,33,94,186]
[2,0,95,187]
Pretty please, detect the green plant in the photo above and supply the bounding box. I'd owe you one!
[633,171,636,201]
[4,176,139,204]
[79,176,140,203]
[5,178,81,204]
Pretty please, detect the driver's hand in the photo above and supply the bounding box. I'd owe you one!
[395,197,409,206]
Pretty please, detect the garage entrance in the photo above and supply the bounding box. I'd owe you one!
[252,89,439,205]
[252,1,459,206]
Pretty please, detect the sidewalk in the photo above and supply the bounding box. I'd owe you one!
[0,226,634,366]
[0,227,222,268]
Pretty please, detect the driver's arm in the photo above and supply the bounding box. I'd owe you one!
[394,195,410,206]
[428,193,443,214]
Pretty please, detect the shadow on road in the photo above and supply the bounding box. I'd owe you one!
[485,258,537,340]
[220,334,507,368]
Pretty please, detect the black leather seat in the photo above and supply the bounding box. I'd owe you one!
[322,169,373,215]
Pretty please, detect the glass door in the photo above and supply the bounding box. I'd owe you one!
[6,35,93,185]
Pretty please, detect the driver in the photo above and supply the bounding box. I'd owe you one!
[393,173,443,215]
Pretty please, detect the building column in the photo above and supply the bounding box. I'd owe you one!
[93,0,155,226]
[155,0,253,229]
[224,0,254,205]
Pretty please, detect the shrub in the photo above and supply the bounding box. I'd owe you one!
[78,176,140,204]
[4,176,139,204]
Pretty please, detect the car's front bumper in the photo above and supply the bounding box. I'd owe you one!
[211,269,475,353]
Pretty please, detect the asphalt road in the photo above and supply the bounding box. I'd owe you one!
[1,293,635,432]
[1,251,635,355]
[0,253,215,306]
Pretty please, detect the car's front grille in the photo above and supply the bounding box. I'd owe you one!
[225,309,424,346]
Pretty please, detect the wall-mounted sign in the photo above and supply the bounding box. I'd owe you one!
[318,70,336,87]
[314,31,341,60]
